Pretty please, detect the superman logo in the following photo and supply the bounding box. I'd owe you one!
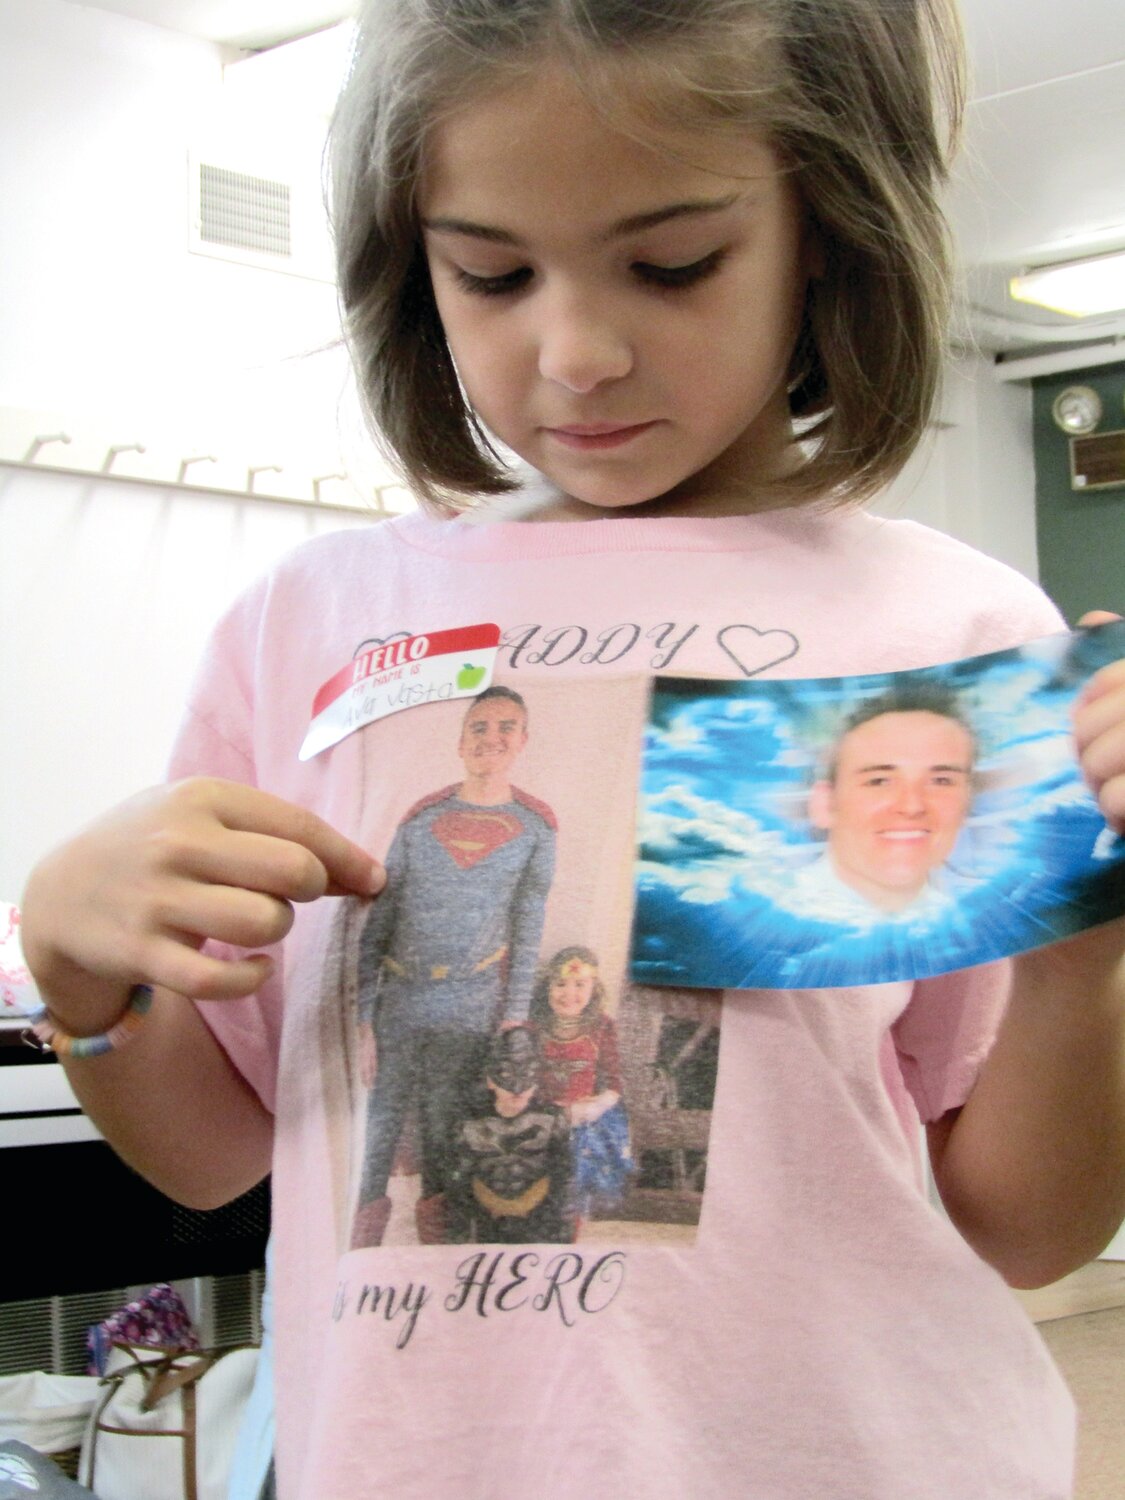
[432,809,524,869]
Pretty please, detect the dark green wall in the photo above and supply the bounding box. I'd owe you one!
[1034,361,1125,625]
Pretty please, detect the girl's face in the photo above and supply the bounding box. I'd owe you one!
[548,960,598,1019]
[419,65,815,518]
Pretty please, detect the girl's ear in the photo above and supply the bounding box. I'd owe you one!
[807,779,834,831]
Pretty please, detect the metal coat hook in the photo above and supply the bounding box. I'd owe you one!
[312,473,346,504]
[101,443,146,474]
[177,455,218,483]
[247,464,283,493]
[23,433,71,463]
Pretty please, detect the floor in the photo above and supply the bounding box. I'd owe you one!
[1014,1259,1125,1323]
[1014,1261,1125,1500]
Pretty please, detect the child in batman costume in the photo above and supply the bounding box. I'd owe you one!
[447,1026,572,1244]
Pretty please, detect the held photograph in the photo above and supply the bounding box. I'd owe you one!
[632,622,1125,990]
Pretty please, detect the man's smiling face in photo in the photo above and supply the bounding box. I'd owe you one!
[810,710,974,913]
[458,693,529,793]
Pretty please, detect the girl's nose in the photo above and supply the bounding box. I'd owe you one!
[537,294,633,393]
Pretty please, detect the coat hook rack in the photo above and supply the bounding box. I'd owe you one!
[247,464,283,493]
[176,455,218,483]
[2,407,391,516]
[312,473,347,504]
[23,433,71,463]
[101,443,146,474]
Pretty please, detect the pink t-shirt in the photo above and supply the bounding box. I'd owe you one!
[171,507,1075,1500]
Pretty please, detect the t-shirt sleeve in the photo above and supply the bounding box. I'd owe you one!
[891,961,1011,1123]
[164,589,284,1116]
[885,546,1068,1123]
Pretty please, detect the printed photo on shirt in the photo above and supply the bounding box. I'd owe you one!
[632,622,1125,990]
[317,674,722,1252]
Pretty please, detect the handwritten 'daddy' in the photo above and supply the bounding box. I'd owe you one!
[333,1248,627,1349]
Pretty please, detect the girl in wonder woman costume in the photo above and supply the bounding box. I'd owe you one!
[530,946,632,1223]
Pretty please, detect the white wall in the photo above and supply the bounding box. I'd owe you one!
[873,353,1040,585]
[1,0,219,418]
[0,0,384,491]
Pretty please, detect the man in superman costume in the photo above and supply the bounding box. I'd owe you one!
[351,686,557,1248]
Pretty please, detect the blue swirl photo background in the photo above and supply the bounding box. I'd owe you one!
[631,623,1125,990]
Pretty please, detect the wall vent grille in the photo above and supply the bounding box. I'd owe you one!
[211,1269,264,1348]
[188,148,333,282]
[0,1289,127,1377]
[198,163,291,259]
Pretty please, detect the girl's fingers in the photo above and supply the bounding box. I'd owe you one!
[140,941,276,1002]
[171,779,384,898]
[21,778,385,1006]
[273,802,386,898]
[1095,774,1125,832]
[1073,614,1125,713]
[1075,677,1125,827]
[1076,610,1122,629]
[171,828,339,905]
[1074,679,1125,759]
[153,880,298,951]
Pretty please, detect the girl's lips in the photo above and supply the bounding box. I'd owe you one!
[545,421,659,451]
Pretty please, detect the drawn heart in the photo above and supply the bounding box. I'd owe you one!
[717,624,800,678]
[353,631,412,659]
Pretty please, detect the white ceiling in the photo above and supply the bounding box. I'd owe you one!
[79,0,355,49]
[81,0,1125,350]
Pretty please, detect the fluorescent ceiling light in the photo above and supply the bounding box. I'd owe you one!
[1009,249,1125,319]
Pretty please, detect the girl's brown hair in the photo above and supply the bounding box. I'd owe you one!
[328,0,965,512]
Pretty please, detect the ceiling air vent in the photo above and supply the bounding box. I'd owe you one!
[198,161,291,259]
[188,149,333,282]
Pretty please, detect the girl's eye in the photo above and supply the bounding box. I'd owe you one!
[452,266,533,298]
[450,250,727,298]
[634,249,727,290]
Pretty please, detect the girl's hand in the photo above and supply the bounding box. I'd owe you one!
[20,777,385,1011]
[1075,611,1125,832]
[567,1099,598,1126]
[568,1091,619,1126]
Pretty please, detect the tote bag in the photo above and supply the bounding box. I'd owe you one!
[79,1344,257,1500]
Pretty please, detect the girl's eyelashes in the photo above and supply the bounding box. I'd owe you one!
[449,248,728,298]
[633,248,728,290]
[452,265,533,298]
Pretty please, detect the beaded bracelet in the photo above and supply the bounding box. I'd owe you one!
[24,984,154,1060]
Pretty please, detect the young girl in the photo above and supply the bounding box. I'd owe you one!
[530,946,632,1221]
[18,2,1125,1497]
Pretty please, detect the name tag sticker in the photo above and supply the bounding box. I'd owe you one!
[299,624,501,761]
